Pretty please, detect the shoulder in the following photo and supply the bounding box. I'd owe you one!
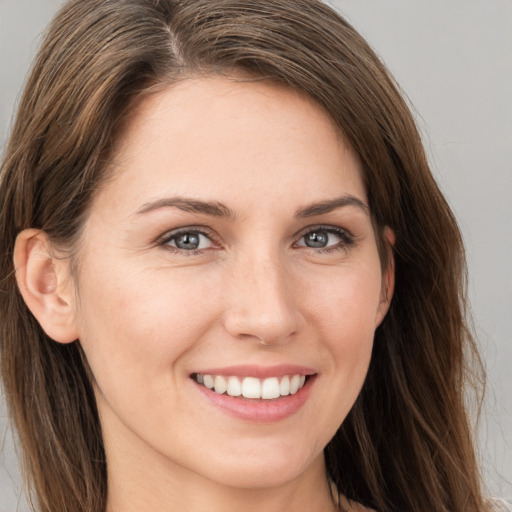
[488,499,512,512]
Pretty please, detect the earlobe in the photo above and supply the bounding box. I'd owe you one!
[375,227,396,327]
[13,229,78,344]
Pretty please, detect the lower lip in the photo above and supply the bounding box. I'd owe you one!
[195,376,316,423]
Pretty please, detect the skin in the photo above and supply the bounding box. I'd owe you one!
[15,76,393,512]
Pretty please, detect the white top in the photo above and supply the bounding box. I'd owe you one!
[491,499,512,512]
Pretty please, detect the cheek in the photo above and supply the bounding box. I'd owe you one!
[307,261,383,339]
[73,262,219,399]
[305,261,382,392]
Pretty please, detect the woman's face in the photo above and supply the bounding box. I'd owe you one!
[72,77,392,490]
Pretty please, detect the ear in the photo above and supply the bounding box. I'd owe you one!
[13,229,79,343]
[375,227,395,327]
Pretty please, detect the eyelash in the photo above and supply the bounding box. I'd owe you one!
[158,226,218,256]
[157,225,355,256]
[294,225,355,254]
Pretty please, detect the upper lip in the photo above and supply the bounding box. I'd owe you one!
[192,364,317,379]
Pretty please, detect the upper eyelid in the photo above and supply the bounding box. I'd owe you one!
[293,224,354,239]
[157,225,217,243]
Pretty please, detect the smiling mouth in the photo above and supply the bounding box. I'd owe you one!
[192,373,309,400]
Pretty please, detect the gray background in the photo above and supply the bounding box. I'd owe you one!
[0,0,510,510]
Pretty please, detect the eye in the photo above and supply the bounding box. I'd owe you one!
[160,229,214,252]
[295,226,354,251]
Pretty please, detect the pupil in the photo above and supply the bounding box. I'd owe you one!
[305,231,328,248]
[176,233,200,250]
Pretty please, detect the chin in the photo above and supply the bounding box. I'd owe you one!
[190,440,324,490]
[205,463,308,490]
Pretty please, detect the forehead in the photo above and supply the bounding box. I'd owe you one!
[96,76,366,218]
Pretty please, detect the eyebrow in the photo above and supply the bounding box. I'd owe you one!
[136,197,236,219]
[136,194,369,219]
[295,195,369,218]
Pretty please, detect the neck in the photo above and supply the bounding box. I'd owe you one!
[104,434,337,512]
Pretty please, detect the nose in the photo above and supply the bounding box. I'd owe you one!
[222,252,305,345]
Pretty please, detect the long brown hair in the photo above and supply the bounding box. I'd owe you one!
[0,1,486,511]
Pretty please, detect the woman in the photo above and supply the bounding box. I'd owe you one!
[0,1,506,511]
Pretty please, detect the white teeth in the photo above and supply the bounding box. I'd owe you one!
[242,377,261,399]
[194,373,309,399]
[261,377,280,399]
[214,375,227,394]
[203,374,214,389]
[280,375,290,396]
[227,376,242,397]
[289,374,301,394]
